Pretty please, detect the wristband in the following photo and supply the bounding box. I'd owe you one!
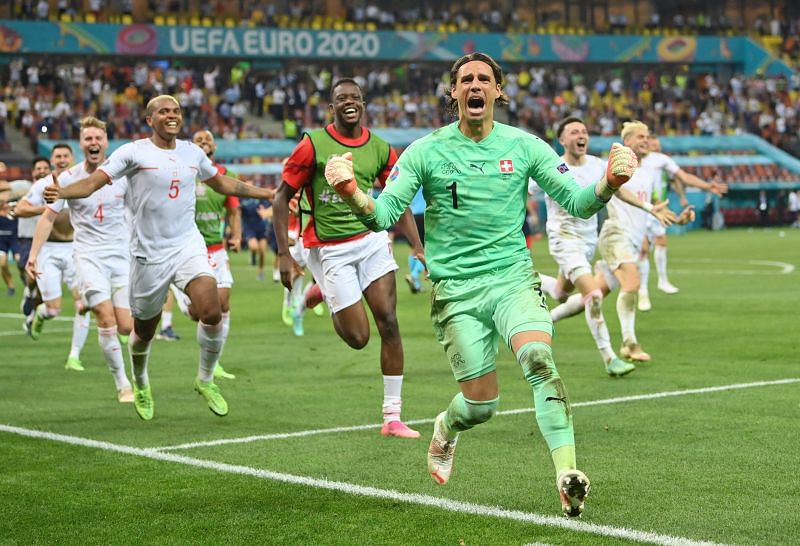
[346,188,371,215]
[642,202,654,212]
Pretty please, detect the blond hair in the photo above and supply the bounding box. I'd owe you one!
[620,120,648,142]
[79,116,107,133]
[145,95,180,117]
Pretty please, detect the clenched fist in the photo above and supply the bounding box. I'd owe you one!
[324,152,357,198]
[606,143,638,188]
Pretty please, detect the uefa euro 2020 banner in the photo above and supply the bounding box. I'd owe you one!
[0,21,789,76]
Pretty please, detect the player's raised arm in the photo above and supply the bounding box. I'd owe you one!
[324,152,376,215]
[203,173,275,201]
[533,140,637,219]
[674,168,728,196]
[13,196,46,218]
[25,207,59,281]
[325,151,423,232]
[44,169,109,203]
[616,188,678,226]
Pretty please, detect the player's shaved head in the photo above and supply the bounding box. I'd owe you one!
[145,95,180,117]
[330,78,363,102]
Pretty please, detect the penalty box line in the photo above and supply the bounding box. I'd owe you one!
[0,423,725,546]
[152,378,800,452]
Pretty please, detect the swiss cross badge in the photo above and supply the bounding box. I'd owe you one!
[499,159,514,173]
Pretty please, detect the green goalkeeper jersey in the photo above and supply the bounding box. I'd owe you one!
[361,122,606,281]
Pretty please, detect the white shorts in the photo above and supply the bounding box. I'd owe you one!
[289,239,310,269]
[645,214,666,242]
[37,242,77,302]
[548,235,598,284]
[306,231,397,313]
[75,250,130,309]
[208,247,234,289]
[129,243,215,320]
[598,220,640,273]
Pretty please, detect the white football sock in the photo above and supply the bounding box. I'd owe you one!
[98,325,131,390]
[218,311,230,362]
[161,311,173,329]
[616,290,638,345]
[550,293,584,322]
[128,330,152,388]
[69,312,91,359]
[197,320,224,382]
[637,256,650,295]
[291,275,305,314]
[539,274,559,299]
[583,290,615,363]
[382,375,404,423]
[655,245,669,285]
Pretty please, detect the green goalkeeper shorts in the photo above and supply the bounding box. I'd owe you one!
[430,259,553,382]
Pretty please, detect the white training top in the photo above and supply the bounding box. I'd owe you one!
[48,161,130,255]
[544,154,605,242]
[98,138,217,263]
[606,166,655,243]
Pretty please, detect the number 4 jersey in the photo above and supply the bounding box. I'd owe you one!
[48,161,130,255]
[98,139,217,263]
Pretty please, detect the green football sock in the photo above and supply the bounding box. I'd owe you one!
[442,392,499,442]
[517,341,576,470]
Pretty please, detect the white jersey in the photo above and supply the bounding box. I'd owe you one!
[544,155,605,241]
[641,152,680,201]
[606,167,654,243]
[98,138,217,264]
[48,161,130,255]
[11,180,35,238]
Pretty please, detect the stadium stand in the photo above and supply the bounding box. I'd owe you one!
[0,1,798,227]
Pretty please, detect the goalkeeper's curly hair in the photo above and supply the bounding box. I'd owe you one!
[443,52,509,119]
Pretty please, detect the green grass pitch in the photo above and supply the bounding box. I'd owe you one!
[1,227,798,545]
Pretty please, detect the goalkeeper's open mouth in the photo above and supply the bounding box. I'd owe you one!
[466,95,486,116]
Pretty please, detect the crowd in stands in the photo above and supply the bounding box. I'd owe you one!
[1,56,799,158]
[8,0,797,40]
[0,55,798,171]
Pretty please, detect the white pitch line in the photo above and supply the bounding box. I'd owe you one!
[665,259,795,275]
[152,378,800,452]
[0,424,725,546]
[0,312,79,322]
[0,328,73,337]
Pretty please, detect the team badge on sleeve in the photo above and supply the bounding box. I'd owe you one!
[557,163,570,174]
[499,159,514,173]
[388,165,400,184]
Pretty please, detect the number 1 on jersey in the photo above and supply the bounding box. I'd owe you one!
[446,181,458,209]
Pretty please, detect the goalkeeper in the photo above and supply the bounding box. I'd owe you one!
[323,53,637,518]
